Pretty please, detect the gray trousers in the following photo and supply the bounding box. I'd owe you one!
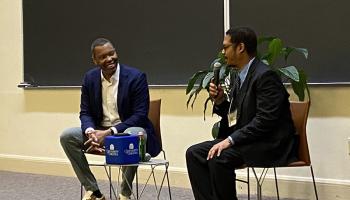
[60,126,146,196]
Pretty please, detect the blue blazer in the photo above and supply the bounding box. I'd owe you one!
[79,64,161,157]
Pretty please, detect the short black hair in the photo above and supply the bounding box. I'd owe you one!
[91,38,113,57]
[226,27,257,57]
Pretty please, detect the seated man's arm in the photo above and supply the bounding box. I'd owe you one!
[79,75,96,133]
[213,100,230,117]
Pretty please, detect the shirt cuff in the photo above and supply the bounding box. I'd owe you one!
[227,136,235,146]
[85,127,95,135]
[110,127,117,135]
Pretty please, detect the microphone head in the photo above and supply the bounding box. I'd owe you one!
[213,62,221,69]
[213,62,221,86]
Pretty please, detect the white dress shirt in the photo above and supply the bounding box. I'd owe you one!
[85,64,121,134]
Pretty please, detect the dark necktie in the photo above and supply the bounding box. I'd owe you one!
[231,74,241,100]
[228,73,241,112]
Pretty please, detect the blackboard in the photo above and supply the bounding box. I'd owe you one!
[230,0,350,84]
[23,0,223,86]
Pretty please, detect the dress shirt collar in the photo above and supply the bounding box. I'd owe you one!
[238,57,255,88]
[101,63,120,83]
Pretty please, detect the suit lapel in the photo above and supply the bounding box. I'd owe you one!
[236,59,259,114]
[93,68,103,118]
[117,64,128,116]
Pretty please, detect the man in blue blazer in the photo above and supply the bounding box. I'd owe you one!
[186,27,298,200]
[60,38,160,200]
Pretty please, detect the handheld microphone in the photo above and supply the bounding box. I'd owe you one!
[213,62,222,86]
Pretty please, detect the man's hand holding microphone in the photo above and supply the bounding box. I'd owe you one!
[209,62,225,105]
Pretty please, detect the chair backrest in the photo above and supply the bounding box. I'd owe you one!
[290,101,311,165]
[148,99,163,151]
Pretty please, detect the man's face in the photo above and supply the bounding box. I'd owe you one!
[222,35,240,68]
[92,43,118,76]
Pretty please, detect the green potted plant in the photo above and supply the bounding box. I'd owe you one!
[186,36,310,119]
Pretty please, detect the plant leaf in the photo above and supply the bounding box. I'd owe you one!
[290,69,308,101]
[186,89,198,108]
[282,47,294,61]
[299,69,309,100]
[202,72,214,88]
[278,66,299,82]
[294,47,308,59]
[217,52,226,63]
[282,47,308,61]
[291,79,305,101]
[190,85,204,109]
[257,36,276,45]
[186,70,208,94]
[267,38,283,65]
[219,65,228,81]
[186,89,196,108]
[211,121,220,139]
[261,53,273,65]
[261,59,270,65]
[190,91,199,109]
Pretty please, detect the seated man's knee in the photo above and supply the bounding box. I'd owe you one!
[60,127,80,145]
[124,127,147,141]
[207,156,219,166]
[124,127,146,135]
[186,145,197,160]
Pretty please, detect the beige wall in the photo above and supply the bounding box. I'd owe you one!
[1,0,350,197]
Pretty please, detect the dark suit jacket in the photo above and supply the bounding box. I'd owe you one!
[79,64,161,157]
[214,59,297,167]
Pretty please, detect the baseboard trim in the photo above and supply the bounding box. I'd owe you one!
[1,154,349,200]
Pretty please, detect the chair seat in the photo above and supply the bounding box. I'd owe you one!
[85,150,105,156]
[235,164,247,169]
[140,159,169,166]
[287,160,308,167]
[104,159,169,167]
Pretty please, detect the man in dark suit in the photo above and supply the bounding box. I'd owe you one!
[186,27,297,200]
[60,38,160,200]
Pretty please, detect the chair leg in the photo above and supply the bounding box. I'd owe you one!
[118,166,138,200]
[80,184,83,199]
[252,168,262,200]
[252,167,269,200]
[160,163,172,200]
[166,169,172,200]
[247,167,250,200]
[103,165,118,200]
[136,170,139,200]
[162,151,172,199]
[310,165,319,200]
[109,166,112,200]
[273,167,280,200]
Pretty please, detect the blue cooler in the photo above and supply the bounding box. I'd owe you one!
[105,135,140,164]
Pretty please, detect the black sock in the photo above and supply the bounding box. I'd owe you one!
[93,190,102,198]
